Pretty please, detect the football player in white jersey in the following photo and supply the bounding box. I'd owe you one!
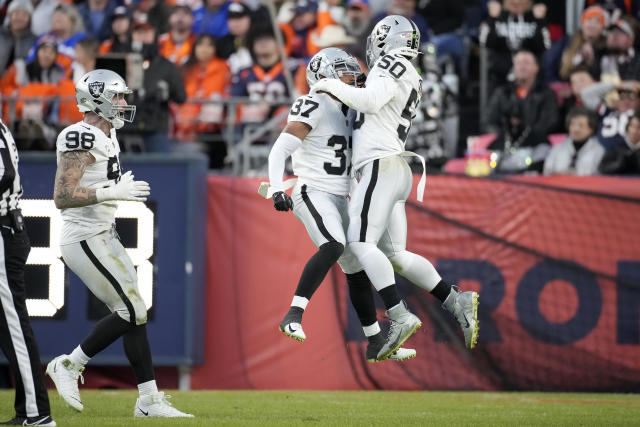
[267,48,415,362]
[312,16,480,359]
[45,70,193,418]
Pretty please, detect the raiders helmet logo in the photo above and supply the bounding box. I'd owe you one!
[88,81,105,98]
[377,24,391,42]
[309,56,322,73]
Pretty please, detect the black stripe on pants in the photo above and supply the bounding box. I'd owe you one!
[80,240,137,326]
[0,228,50,418]
[359,159,379,242]
[301,185,336,242]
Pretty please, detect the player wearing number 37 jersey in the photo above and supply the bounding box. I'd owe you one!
[265,48,415,362]
[47,69,193,418]
[313,16,480,358]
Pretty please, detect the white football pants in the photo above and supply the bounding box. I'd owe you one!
[291,182,362,275]
[61,228,147,325]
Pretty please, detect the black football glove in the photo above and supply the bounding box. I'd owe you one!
[273,191,294,211]
[356,73,367,87]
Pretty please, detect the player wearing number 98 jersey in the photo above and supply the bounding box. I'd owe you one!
[56,120,123,245]
[267,48,416,362]
[312,16,480,359]
[47,69,193,418]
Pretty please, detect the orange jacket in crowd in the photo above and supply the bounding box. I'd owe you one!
[0,63,81,125]
[280,4,337,59]
[158,32,197,66]
[99,39,114,54]
[0,67,59,122]
[175,57,231,140]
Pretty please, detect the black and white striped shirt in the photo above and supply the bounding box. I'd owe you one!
[0,120,22,216]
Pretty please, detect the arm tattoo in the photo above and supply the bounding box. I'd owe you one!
[53,151,98,209]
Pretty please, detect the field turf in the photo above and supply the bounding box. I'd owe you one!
[1,390,639,426]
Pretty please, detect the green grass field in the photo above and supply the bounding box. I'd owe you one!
[1,390,639,426]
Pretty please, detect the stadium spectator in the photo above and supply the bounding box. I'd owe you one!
[546,5,607,82]
[484,50,558,136]
[343,0,372,64]
[215,1,253,74]
[598,18,640,82]
[487,101,551,173]
[99,6,132,54]
[557,65,598,127]
[582,79,640,149]
[480,0,551,85]
[294,24,359,94]
[1,35,64,94]
[416,0,465,74]
[177,34,231,167]
[124,22,186,152]
[57,38,100,126]
[232,30,294,123]
[192,0,232,38]
[158,5,197,66]
[71,37,99,82]
[28,3,87,72]
[543,106,604,175]
[77,0,120,42]
[0,0,37,76]
[287,0,322,58]
[30,0,58,36]
[374,0,429,45]
[599,109,640,174]
[134,0,171,35]
[318,0,345,28]
[0,35,63,150]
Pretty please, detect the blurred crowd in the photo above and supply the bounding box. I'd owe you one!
[479,0,640,175]
[0,0,637,175]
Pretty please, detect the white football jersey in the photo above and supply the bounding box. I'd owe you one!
[56,121,121,245]
[352,54,422,171]
[288,92,353,196]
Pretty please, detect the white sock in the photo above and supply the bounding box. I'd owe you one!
[138,379,158,396]
[349,242,396,291]
[291,295,309,310]
[362,322,381,337]
[389,251,442,292]
[69,346,90,367]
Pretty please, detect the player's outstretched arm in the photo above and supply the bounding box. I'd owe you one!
[267,121,309,212]
[311,74,395,114]
[53,151,99,209]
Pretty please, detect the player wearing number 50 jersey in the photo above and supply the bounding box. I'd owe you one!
[266,48,415,362]
[46,69,193,418]
[313,16,480,359]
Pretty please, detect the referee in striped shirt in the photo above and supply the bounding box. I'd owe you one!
[0,120,55,426]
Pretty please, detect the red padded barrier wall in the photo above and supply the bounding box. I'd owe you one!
[192,175,640,391]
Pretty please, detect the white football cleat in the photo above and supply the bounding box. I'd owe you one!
[366,333,417,362]
[388,347,417,361]
[134,392,194,418]
[279,322,306,342]
[444,288,480,349]
[377,303,422,361]
[46,355,84,412]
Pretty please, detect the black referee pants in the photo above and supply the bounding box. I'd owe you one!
[0,226,50,418]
